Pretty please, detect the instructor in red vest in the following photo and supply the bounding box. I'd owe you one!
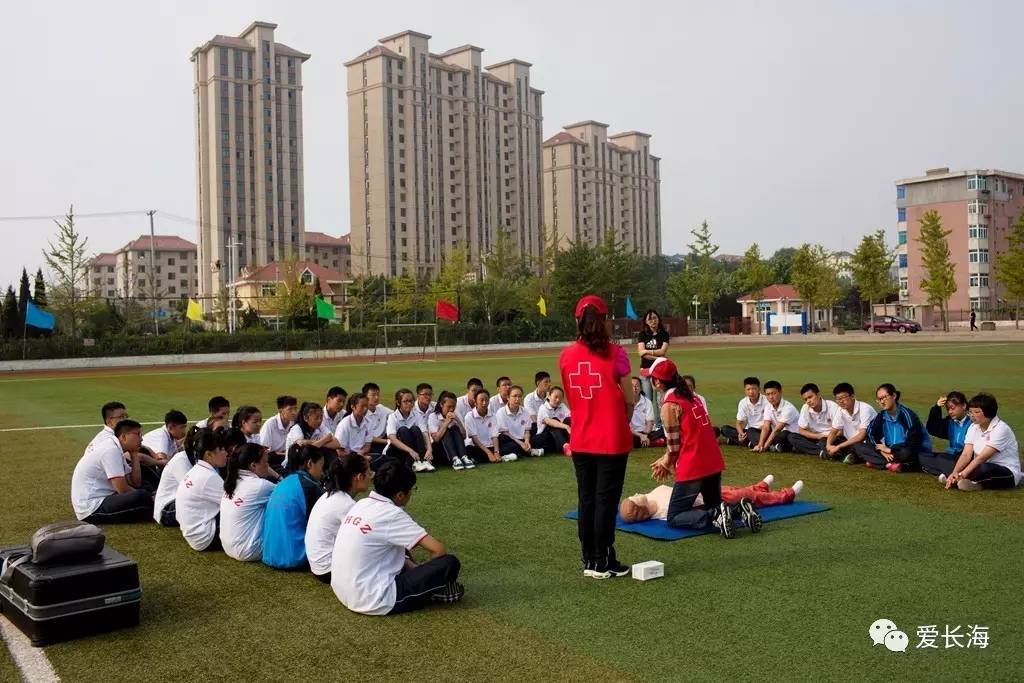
[559,295,634,579]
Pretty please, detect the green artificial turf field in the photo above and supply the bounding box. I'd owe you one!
[1,340,1022,682]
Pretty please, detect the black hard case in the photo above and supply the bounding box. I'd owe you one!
[0,545,141,647]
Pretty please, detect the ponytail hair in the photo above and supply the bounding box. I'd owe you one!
[577,305,611,355]
[324,452,369,496]
[287,443,325,473]
[296,402,322,438]
[183,425,203,466]
[232,405,261,430]
[193,429,225,463]
[434,390,457,414]
[659,372,695,402]
[876,383,901,402]
[224,443,266,498]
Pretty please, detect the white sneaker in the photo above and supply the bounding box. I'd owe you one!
[530,448,545,457]
[762,474,775,487]
[451,458,464,471]
[422,461,436,472]
[412,460,427,472]
[957,478,982,492]
[500,453,518,463]
[938,474,947,485]
[792,480,804,496]
[461,456,476,469]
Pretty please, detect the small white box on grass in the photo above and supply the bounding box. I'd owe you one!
[631,560,664,581]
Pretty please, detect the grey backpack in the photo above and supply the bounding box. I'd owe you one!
[29,521,106,565]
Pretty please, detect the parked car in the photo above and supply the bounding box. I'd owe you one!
[862,316,921,334]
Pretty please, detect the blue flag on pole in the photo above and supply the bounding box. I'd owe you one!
[26,300,56,331]
[624,296,638,320]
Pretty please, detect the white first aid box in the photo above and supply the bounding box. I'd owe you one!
[631,560,664,581]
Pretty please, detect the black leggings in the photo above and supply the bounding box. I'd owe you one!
[918,455,1016,489]
[395,426,427,458]
[535,425,569,454]
[436,428,467,465]
[84,489,153,524]
[572,452,628,568]
[666,472,723,529]
[498,434,529,458]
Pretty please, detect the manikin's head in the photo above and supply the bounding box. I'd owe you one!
[619,494,654,523]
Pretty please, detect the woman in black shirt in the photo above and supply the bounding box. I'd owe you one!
[636,309,670,430]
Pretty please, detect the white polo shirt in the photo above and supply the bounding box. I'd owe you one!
[799,399,839,435]
[70,427,130,520]
[219,471,276,561]
[630,394,655,432]
[736,395,768,429]
[488,394,509,417]
[537,402,571,434]
[497,405,531,440]
[142,426,178,456]
[286,423,330,453]
[524,390,547,421]
[832,400,878,441]
[335,414,373,453]
[153,450,192,523]
[364,405,393,439]
[322,408,344,436]
[411,402,436,432]
[259,413,292,454]
[305,491,357,577]
[386,409,421,436]
[330,492,428,615]
[454,395,475,422]
[966,417,1021,485]
[695,393,709,413]
[176,460,224,551]
[195,418,210,429]
[464,409,498,445]
[427,411,463,438]
[764,399,800,433]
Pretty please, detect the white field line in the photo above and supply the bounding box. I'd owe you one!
[0,421,163,434]
[820,343,1009,356]
[0,615,61,682]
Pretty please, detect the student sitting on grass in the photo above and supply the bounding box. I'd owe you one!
[259,396,299,465]
[331,460,464,615]
[286,402,343,456]
[195,396,230,429]
[142,410,188,463]
[721,377,767,448]
[489,376,513,416]
[153,426,201,526]
[334,393,373,460]
[497,385,541,458]
[455,377,484,422]
[321,386,348,435]
[534,386,572,455]
[220,443,277,562]
[939,393,1021,491]
[824,382,877,463]
[71,413,153,524]
[428,391,474,470]
[864,383,931,472]
[921,391,972,476]
[412,383,436,431]
[789,383,838,456]
[753,380,800,453]
[386,388,435,472]
[464,388,504,463]
[262,445,326,569]
[629,376,665,448]
[232,405,264,444]
[524,371,551,433]
[620,474,804,522]
[176,429,229,551]
[362,383,393,457]
[305,453,372,583]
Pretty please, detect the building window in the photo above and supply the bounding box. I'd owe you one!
[969,226,988,239]
[897,207,906,222]
[261,284,276,297]
[968,200,985,215]
[896,185,905,199]
[898,254,908,268]
[898,230,907,245]
[967,175,988,191]
[968,249,989,263]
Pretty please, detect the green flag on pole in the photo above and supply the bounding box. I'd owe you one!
[315,296,335,320]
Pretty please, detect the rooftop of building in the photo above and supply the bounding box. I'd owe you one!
[191,21,309,61]
[438,44,484,57]
[378,29,432,43]
[609,130,652,139]
[485,58,533,70]
[231,260,350,295]
[737,284,801,302]
[565,120,609,129]
[304,231,351,247]
[542,132,586,147]
[121,235,198,252]
[88,253,117,267]
[344,44,403,66]
[897,166,1024,185]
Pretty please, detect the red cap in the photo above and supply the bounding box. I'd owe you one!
[640,357,677,381]
[574,294,609,318]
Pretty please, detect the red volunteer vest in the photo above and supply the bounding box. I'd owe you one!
[663,388,726,482]
[558,340,633,455]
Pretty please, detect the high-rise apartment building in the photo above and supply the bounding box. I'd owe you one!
[345,30,544,277]
[896,167,1024,322]
[191,21,310,303]
[542,121,661,256]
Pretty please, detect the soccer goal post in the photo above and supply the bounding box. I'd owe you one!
[373,323,439,363]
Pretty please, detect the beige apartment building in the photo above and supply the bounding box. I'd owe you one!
[85,235,200,311]
[191,21,310,304]
[896,167,1024,323]
[345,30,544,278]
[542,122,661,256]
[304,231,352,276]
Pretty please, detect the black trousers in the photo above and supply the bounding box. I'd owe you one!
[860,443,921,470]
[84,488,153,524]
[632,427,666,448]
[535,425,569,454]
[396,426,427,458]
[158,501,179,527]
[789,433,828,456]
[465,444,495,464]
[831,441,877,461]
[388,554,462,614]
[498,434,529,458]
[572,452,628,568]
[918,456,1016,488]
[436,429,467,465]
[666,472,723,529]
[919,451,958,476]
[720,425,761,447]
[761,430,793,451]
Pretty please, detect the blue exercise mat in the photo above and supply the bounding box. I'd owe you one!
[564,501,831,540]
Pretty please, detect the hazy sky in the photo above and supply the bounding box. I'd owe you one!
[4,0,1023,286]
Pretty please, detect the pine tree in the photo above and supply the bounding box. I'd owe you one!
[1,286,18,339]
[850,230,895,333]
[17,268,31,330]
[995,208,1024,329]
[688,220,721,329]
[33,268,47,308]
[915,210,957,331]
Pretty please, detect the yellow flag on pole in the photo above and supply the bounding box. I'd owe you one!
[186,298,204,322]
[537,296,547,317]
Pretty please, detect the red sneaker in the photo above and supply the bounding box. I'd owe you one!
[864,462,876,469]
[651,437,666,447]
[885,462,902,473]
[562,444,572,457]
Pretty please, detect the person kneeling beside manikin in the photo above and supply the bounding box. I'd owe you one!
[620,474,805,523]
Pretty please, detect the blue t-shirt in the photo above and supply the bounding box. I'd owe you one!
[262,471,322,569]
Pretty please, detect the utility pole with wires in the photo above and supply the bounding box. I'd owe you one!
[226,240,242,334]
[147,209,159,335]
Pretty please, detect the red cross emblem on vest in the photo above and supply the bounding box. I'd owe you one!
[569,361,603,399]
[692,405,709,426]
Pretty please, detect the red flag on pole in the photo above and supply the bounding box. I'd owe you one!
[435,299,459,322]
